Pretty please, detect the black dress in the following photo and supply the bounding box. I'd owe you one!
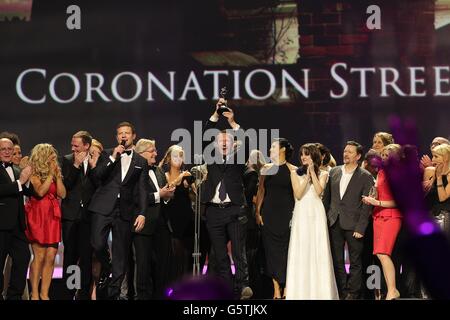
[426,175,450,237]
[260,163,294,286]
[162,183,194,281]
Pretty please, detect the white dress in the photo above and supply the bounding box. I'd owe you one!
[285,172,339,300]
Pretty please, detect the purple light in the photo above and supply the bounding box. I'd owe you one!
[166,288,174,297]
[419,222,435,235]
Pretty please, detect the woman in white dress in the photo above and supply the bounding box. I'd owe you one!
[285,143,339,300]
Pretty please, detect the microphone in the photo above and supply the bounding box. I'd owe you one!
[190,164,208,183]
[120,140,127,147]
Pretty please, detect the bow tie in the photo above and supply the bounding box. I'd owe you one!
[122,150,132,156]
[149,166,156,172]
[2,162,13,168]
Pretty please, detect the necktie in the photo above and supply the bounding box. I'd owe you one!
[149,166,156,172]
[2,162,12,168]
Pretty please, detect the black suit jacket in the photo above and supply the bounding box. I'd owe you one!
[88,149,148,222]
[322,165,374,235]
[0,165,33,231]
[61,154,99,221]
[200,119,249,206]
[137,166,168,236]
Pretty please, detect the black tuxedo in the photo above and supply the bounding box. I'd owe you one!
[89,149,148,221]
[0,165,32,300]
[323,165,374,298]
[133,166,168,299]
[60,154,99,300]
[201,118,250,296]
[88,149,148,299]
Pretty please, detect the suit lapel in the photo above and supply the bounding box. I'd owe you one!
[0,165,11,181]
[333,166,343,195]
[342,167,359,200]
[121,153,137,185]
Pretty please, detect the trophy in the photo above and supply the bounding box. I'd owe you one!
[217,86,230,116]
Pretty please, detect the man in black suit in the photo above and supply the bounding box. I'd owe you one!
[132,138,174,299]
[61,131,100,300]
[89,122,148,300]
[0,138,33,300]
[323,141,374,299]
[201,98,252,299]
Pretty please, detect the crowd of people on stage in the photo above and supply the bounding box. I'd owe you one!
[1,99,449,301]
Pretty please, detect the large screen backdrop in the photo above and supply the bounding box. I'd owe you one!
[1,0,450,163]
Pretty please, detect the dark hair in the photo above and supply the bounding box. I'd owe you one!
[363,148,382,177]
[299,143,321,177]
[274,138,293,160]
[346,141,364,156]
[315,143,331,166]
[116,121,136,134]
[73,131,92,147]
[0,131,20,146]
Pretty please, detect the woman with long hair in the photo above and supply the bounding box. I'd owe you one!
[159,145,197,282]
[26,144,66,300]
[285,143,338,299]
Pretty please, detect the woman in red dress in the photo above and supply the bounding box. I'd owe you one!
[363,143,402,300]
[26,144,66,300]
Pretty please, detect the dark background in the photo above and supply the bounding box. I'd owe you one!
[1,0,449,163]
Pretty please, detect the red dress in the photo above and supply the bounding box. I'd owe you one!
[373,170,402,256]
[25,181,62,245]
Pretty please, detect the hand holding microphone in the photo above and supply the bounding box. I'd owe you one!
[113,140,127,159]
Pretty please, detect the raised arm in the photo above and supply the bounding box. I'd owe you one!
[290,168,309,200]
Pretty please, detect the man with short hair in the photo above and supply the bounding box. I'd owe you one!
[201,99,252,300]
[323,141,374,300]
[61,131,99,300]
[0,138,33,300]
[89,122,148,300]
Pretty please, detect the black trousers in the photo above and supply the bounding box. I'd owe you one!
[0,223,30,300]
[205,205,248,295]
[329,217,364,297]
[152,216,173,299]
[62,213,93,300]
[91,206,132,300]
[132,233,153,300]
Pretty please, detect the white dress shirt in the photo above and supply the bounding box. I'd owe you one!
[83,157,89,174]
[339,165,356,200]
[149,169,161,204]
[208,115,240,204]
[3,164,22,192]
[109,150,133,198]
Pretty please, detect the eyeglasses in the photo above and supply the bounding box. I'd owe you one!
[140,149,156,155]
[0,147,14,152]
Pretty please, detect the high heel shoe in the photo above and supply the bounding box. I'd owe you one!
[386,290,400,300]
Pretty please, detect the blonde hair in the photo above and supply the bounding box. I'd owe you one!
[91,139,104,152]
[382,143,401,156]
[246,150,267,173]
[374,132,394,146]
[135,139,155,154]
[29,143,60,182]
[159,145,184,169]
[432,144,450,164]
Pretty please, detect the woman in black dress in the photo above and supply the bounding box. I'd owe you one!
[424,144,450,237]
[256,138,297,299]
[159,145,208,281]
